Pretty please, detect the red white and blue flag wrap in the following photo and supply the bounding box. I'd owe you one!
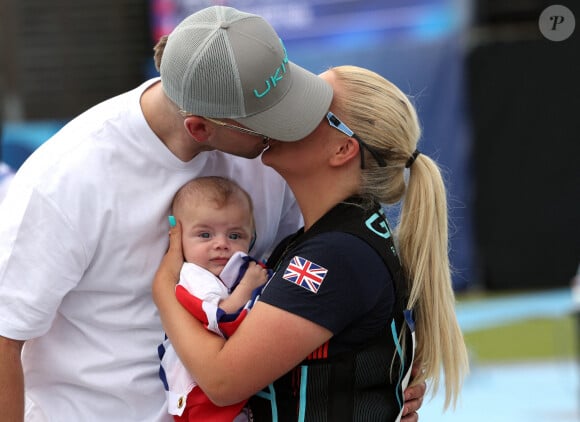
[282,255,328,294]
[158,252,269,421]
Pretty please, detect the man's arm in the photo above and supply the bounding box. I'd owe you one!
[0,335,25,420]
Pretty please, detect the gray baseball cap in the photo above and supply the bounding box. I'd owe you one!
[160,6,333,141]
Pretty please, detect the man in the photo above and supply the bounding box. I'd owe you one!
[0,6,424,421]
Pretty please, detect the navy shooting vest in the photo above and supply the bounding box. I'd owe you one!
[248,198,416,422]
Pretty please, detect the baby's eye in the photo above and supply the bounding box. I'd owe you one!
[229,233,242,240]
[199,232,211,239]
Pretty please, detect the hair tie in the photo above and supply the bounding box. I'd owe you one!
[405,149,420,168]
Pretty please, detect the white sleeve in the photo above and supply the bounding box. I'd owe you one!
[0,187,87,340]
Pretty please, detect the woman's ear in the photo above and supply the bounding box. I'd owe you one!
[329,136,360,167]
[183,116,211,143]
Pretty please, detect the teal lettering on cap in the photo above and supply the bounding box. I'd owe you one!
[270,67,283,87]
[253,39,290,98]
[254,81,271,98]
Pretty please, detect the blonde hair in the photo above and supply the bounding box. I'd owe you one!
[331,65,468,409]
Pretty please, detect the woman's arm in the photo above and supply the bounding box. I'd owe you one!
[153,223,333,406]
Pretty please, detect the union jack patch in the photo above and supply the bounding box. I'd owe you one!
[282,256,328,294]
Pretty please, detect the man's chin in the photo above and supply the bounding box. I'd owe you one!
[242,149,266,160]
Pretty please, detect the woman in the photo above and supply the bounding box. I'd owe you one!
[154,65,468,421]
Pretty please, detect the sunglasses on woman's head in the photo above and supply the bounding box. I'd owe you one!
[326,112,386,169]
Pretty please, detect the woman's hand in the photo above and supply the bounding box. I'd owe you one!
[152,221,184,307]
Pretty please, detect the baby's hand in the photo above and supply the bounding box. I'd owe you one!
[239,262,268,290]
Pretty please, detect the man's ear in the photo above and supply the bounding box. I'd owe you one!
[183,116,211,143]
[329,136,360,167]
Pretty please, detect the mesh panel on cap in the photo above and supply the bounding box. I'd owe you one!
[169,32,206,108]
[188,31,244,117]
[196,6,220,22]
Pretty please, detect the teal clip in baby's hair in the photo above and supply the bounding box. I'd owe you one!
[168,215,176,228]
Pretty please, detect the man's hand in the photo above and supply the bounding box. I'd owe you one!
[401,363,427,421]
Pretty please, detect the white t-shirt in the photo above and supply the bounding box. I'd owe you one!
[0,78,301,421]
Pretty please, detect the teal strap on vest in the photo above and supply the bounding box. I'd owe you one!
[254,384,279,421]
[298,366,308,421]
[391,319,405,410]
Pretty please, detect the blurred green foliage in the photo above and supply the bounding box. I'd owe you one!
[464,315,578,362]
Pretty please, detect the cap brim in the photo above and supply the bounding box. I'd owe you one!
[235,62,333,142]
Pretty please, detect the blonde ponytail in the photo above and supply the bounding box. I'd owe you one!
[398,155,469,409]
[331,65,469,409]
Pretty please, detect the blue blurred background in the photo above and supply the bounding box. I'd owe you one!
[1,0,579,292]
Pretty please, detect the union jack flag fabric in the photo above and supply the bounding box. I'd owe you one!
[282,256,328,293]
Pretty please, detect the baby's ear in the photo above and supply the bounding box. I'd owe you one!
[249,230,257,252]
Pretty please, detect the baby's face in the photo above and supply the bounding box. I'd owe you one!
[179,198,253,276]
